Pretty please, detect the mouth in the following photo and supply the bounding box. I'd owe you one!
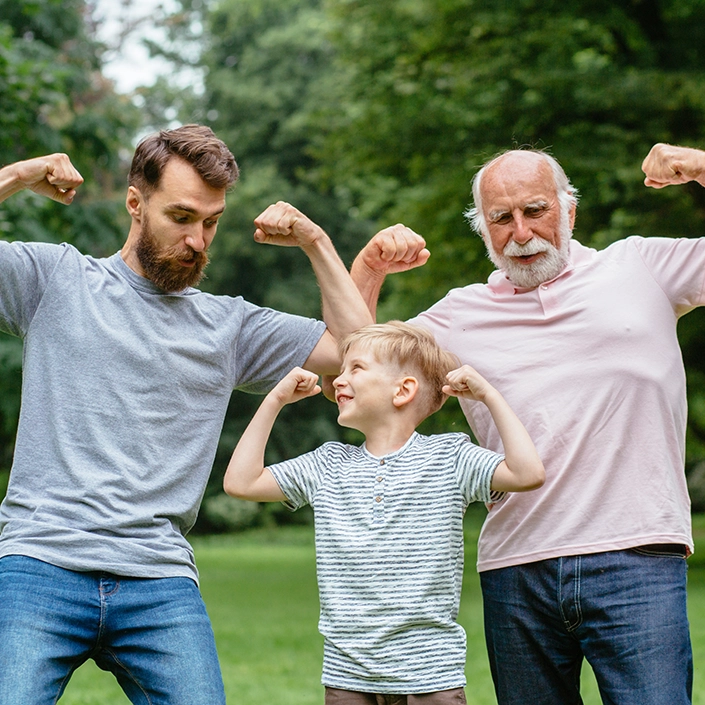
[513,252,543,265]
[336,394,353,407]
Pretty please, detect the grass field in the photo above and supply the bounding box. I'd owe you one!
[58,508,705,704]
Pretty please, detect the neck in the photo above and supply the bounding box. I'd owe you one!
[120,230,144,276]
[363,423,416,457]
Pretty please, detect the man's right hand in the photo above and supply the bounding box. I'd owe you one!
[0,153,83,205]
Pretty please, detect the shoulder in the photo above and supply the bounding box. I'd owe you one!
[410,432,473,456]
[411,282,489,331]
[597,234,705,271]
[599,234,703,257]
[0,240,79,272]
[283,441,359,465]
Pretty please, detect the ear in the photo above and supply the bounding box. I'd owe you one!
[392,376,419,409]
[568,198,577,230]
[126,186,144,221]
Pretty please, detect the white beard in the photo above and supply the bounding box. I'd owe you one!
[486,216,572,289]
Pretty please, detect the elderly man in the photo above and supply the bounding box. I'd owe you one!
[351,143,705,705]
[0,124,372,704]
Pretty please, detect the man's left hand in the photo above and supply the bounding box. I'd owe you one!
[642,143,705,189]
[253,201,327,248]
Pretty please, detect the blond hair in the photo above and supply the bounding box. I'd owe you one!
[339,321,459,420]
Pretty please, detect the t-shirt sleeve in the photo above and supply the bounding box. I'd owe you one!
[629,236,705,315]
[232,302,327,394]
[453,433,505,504]
[0,241,66,336]
[268,443,331,510]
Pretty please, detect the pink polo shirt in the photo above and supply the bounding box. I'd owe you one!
[412,236,705,572]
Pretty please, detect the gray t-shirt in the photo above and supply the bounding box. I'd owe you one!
[0,241,326,582]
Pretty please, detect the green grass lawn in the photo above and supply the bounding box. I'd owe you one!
[58,510,705,704]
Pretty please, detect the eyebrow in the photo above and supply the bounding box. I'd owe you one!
[488,200,549,221]
[166,203,226,217]
[524,199,549,210]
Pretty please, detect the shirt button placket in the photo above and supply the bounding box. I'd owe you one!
[538,282,559,318]
[373,458,385,524]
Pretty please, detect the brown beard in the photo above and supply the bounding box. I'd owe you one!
[135,214,210,292]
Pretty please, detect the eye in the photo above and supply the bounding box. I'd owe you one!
[172,214,189,224]
[204,219,219,228]
[491,213,512,225]
[524,204,548,218]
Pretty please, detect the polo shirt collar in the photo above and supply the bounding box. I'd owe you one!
[486,239,594,295]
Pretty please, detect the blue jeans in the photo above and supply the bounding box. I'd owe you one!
[480,548,692,705]
[0,555,225,705]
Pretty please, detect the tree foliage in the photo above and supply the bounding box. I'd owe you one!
[0,0,140,475]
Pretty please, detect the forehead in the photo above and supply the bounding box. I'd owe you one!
[151,157,226,211]
[343,341,397,372]
[344,341,378,361]
[481,153,557,212]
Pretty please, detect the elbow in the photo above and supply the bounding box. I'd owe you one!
[522,462,546,491]
[223,476,246,500]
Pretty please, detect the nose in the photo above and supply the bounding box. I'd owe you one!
[332,373,345,389]
[185,225,207,252]
[512,213,533,245]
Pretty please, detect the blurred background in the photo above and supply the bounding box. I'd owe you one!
[2,0,705,533]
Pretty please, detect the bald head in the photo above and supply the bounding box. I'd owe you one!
[467,150,578,238]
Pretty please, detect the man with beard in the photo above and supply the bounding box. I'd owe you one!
[0,125,372,705]
[349,145,705,705]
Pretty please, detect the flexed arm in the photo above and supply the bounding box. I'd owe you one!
[224,367,321,502]
[0,154,83,205]
[350,224,430,319]
[642,143,705,189]
[444,365,545,493]
[253,202,373,375]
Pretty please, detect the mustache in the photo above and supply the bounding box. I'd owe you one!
[503,238,551,257]
[165,246,209,267]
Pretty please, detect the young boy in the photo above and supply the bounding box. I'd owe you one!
[224,321,544,705]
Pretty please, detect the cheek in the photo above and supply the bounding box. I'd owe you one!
[486,229,508,255]
[539,216,562,247]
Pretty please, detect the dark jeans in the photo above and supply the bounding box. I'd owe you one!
[480,547,692,705]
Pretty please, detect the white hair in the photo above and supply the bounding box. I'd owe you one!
[463,150,579,238]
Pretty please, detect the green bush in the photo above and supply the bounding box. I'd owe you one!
[200,493,262,532]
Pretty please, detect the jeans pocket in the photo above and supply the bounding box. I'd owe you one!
[631,543,687,558]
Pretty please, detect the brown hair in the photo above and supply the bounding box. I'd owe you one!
[128,124,239,196]
[339,321,459,420]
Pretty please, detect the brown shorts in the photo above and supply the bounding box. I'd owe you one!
[325,687,467,705]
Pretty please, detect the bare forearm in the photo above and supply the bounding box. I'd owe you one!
[303,236,373,339]
[0,154,82,205]
[224,396,285,501]
[350,256,385,321]
[484,389,544,490]
[0,164,25,203]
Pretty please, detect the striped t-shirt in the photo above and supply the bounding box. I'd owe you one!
[269,431,504,694]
